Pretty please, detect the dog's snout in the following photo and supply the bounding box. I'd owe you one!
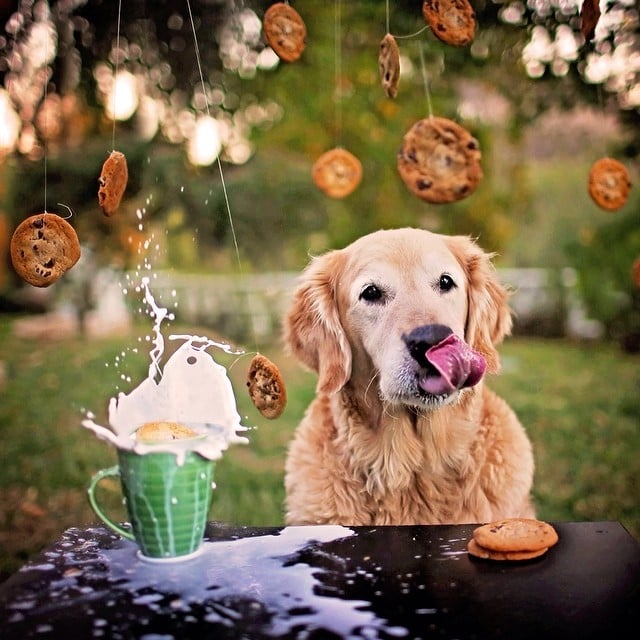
[402,324,453,364]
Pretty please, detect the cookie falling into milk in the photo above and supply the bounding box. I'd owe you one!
[135,421,200,443]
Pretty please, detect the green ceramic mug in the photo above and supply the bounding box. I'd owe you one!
[88,446,215,560]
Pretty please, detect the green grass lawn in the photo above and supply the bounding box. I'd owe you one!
[0,315,638,580]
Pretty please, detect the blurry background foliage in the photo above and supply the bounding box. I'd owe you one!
[0,1,638,276]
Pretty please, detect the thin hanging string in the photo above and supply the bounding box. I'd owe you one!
[386,0,429,40]
[186,0,258,350]
[385,0,390,34]
[392,25,429,40]
[418,40,434,118]
[334,0,343,148]
[112,0,123,151]
[596,82,607,156]
[42,24,49,213]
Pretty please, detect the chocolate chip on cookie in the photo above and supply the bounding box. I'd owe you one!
[379,33,400,98]
[312,148,363,199]
[397,116,482,203]
[10,212,81,288]
[263,2,307,63]
[422,0,476,47]
[587,157,631,211]
[247,353,287,419]
[98,150,128,216]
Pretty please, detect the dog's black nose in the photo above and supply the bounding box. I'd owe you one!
[403,324,453,365]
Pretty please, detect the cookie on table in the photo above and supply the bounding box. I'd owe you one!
[263,2,307,63]
[397,116,482,203]
[422,0,476,47]
[379,33,400,98]
[10,212,81,288]
[467,538,549,562]
[312,148,363,198]
[247,353,287,419]
[473,518,559,553]
[136,421,199,443]
[587,157,631,211]
[98,150,128,216]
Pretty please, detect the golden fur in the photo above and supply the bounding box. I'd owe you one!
[284,228,534,525]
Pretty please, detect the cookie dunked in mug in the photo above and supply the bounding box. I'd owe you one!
[135,421,200,443]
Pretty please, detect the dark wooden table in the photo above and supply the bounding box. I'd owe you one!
[1,521,638,639]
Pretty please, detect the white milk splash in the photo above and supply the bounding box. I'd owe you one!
[82,277,248,463]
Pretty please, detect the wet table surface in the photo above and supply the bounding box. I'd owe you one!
[1,521,638,639]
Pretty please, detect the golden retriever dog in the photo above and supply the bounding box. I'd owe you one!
[284,227,534,525]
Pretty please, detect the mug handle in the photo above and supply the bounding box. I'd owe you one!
[87,466,135,541]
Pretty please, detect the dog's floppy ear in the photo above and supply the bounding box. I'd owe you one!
[448,236,513,374]
[285,250,352,394]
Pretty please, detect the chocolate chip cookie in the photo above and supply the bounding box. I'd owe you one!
[312,148,363,198]
[587,157,631,211]
[397,116,482,203]
[379,33,400,98]
[98,150,128,216]
[10,212,81,287]
[247,353,287,419]
[422,0,476,47]
[263,2,307,63]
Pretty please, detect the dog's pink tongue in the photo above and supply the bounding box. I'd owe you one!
[420,334,486,396]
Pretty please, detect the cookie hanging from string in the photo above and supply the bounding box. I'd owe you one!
[587,157,631,211]
[262,2,307,63]
[422,0,476,47]
[312,148,363,199]
[378,33,400,98]
[98,150,128,216]
[580,0,601,42]
[10,212,81,287]
[247,353,287,419]
[397,116,482,204]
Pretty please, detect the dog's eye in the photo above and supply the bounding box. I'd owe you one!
[359,284,385,303]
[438,273,457,292]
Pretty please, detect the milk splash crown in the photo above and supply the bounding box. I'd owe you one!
[82,278,248,464]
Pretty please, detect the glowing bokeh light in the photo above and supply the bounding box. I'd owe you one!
[0,89,21,154]
[105,70,139,121]
[186,116,222,166]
